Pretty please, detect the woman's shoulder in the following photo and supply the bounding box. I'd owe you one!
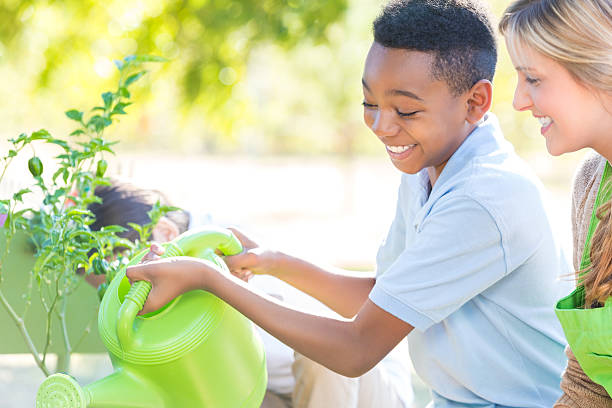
[572,151,605,197]
[572,151,606,226]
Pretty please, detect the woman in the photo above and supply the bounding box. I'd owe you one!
[499,1,612,406]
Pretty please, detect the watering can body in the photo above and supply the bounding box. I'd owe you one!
[37,226,267,408]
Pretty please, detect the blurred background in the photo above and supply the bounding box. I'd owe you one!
[0,0,588,406]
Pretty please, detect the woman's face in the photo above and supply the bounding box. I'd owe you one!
[507,40,612,157]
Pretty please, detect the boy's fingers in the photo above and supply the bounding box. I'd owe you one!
[126,263,152,284]
[138,291,156,314]
[141,242,165,264]
[138,289,158,315]
[150,242,165,255]
[224,252,254,272]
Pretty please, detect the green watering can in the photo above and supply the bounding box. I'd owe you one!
[36,226,267,408]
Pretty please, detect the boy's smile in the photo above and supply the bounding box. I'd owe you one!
[362,42,476,185]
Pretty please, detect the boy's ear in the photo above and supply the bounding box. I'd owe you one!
[465,79,492,124]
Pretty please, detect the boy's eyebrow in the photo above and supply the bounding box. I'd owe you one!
[388,89,424,101]
[362,78,424,102]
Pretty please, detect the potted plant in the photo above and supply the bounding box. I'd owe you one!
[0,55,177,376]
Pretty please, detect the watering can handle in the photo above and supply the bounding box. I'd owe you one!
[117,227,243,351]
[117,280,152,350]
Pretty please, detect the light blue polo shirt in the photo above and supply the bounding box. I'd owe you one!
[369,113,572,407]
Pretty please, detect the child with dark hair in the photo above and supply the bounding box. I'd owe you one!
[127,1,570,406]
[89,180,191,243]
[82,179,191,289]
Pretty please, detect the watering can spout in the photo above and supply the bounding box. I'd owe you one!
[36,370,163,408]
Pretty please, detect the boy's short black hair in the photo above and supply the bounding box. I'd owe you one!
[373,0,497,96]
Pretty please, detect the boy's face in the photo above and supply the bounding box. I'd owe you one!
[362,43,472,181]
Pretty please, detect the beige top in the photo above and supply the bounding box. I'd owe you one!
[571,152,606,271]
[555,152,612,407]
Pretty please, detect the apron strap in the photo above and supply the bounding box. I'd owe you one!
[578,160,612,284]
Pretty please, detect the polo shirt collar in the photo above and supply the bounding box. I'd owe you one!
[412,113,504,229]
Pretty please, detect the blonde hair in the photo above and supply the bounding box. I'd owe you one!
[500,0,612,307]
[499,0,612,93]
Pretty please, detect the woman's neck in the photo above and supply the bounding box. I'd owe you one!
[592,139,612,166]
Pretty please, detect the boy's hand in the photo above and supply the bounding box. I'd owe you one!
[126,246,212,315]
[224,227,284,281]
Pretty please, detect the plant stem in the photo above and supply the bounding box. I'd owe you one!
[73,314,95,353]
[41,271,61,367]
[22,269,34,319]
[0,149,20,186]
[0,288,50,376]
[57,296,72,373]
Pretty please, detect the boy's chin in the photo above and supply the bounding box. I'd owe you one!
[390,160,423,175]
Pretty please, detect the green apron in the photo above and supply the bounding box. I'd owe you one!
[555,160,612,394]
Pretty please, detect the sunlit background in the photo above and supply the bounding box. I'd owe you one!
[0,0,589,406]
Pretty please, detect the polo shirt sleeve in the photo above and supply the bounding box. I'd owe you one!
[376,189,407,274]
[369,194,507,331]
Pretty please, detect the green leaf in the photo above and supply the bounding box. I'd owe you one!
[127,222,143,235]
[114,238,135,250]
[100,145,116,154]
[52,167,64,182]
[114,59,124,70]
[124,71,147,87]
[117,87,130,98]
[29,129,51,141]
[47,139,70,150]
[12,188,31,202]
[7,150,17,158]
[110,102,132,115]
[67,208,93,218]
[65,110,83,122]
[9,133,27,145]
[102,92,114,109]
[91,106,106,112]
[99,225,127,234]
[131,55,167,64]
[87,115,113,133]
[70,129,85,136]
[67,230,96,242]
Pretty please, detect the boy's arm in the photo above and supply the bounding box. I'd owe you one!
[223,228,376,318]
[126,257,413,377]
[247,252,375,319]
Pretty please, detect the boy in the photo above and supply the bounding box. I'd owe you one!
[128,1,570,406]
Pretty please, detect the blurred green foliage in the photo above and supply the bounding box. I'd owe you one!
[0,0,545,156]
[0,0,347,137]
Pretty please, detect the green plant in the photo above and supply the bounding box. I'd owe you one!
[0,55,174,376]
